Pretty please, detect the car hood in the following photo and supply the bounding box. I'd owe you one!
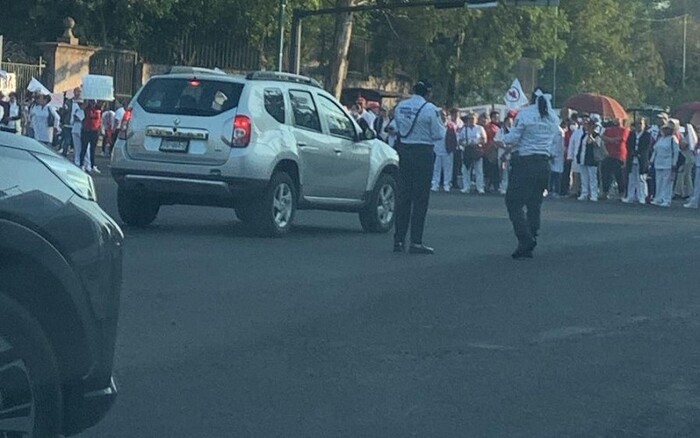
[0,132,61,156]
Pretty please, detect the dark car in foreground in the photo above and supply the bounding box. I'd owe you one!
[0,132,123,437]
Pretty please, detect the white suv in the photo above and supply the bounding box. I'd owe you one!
[111,68,399,236]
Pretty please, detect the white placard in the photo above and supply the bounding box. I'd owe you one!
[0,72,16,94]
[503,78,529,110]
[82,74,114,101]
[27,77,51,95]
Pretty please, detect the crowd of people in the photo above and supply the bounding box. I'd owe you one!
[348,97,700,210]
[0,88,126,175]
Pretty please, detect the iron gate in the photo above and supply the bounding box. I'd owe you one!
[89,49,139,101]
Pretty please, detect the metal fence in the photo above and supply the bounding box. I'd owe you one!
[142,33,262,71]
[89,49,139,101]
[1,61,46,97]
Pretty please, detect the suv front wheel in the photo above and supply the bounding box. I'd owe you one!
[0,293,63,438]
[246,172,297,237]
[359,173,397,233]
[117,187,160,227]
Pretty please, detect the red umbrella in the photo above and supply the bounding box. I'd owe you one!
[562,93,628,120]
[672,102,700,124]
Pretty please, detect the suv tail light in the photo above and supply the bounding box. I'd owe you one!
[231,115,251,148]
[118,107,133,140]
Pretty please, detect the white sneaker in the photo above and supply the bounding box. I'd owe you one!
[621,198,632,204]
[80,165,86,171]
[590,197,599,202]
[639,199,647,205]
[431,187,439,193]
[577,195,588,201]
[683,202,698,208]
[443,186,451,192]
[92,166,101,174]
[460,188,470,194]
[660,202,671,208]
[85,166,93,173]
[499,190,507,195]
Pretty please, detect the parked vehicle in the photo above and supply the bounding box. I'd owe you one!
[111,68,399,236]
[0,132,123,437]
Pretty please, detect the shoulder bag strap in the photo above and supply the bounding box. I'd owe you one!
[397,101,430,140]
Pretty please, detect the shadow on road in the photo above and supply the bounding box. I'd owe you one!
[120,221,367,239]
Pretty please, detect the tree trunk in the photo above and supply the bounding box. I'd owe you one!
[446,31,465,108]
[328,0,355,99]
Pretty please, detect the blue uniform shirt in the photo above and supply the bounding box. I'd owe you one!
[502,104,560,157]
[390,95,446,145]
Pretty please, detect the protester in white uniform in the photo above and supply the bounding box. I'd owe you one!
[72,100,86,167]
[575,119,604,202]
[496,113,515,195]
[431,110,456,192]
[683,126,700,209]
[6,93,21,134]
[650,119,680,207]
[459,112,487,194]
[547,125,566,198]
[29,93,60,147]
[567,114,588,197]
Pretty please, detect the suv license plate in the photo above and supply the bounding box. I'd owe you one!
[160,138,189,153]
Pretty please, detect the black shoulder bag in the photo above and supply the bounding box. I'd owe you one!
[395,102,429,148]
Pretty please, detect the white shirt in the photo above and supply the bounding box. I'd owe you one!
[72,103,85,134]
[651,135,680,170]
[359,110,376,132]
[389,95,445,145]
[550,127,565,173]
[102,110,115,134]
[114,107,126,131]
[502,103,560,157]
[460,124,487,148]
[30,104,60,143]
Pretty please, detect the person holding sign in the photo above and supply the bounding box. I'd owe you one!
[80,100,102,173]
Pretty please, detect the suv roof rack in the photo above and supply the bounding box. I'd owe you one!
[168,66,228,76]
[246,71,322,88]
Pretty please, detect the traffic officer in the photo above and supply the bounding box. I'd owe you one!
[389,79,446,254]
[497,88,560,259]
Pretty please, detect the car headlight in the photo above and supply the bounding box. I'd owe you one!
[33,153,98,201]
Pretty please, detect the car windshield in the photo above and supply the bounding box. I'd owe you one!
[136,78,243,116]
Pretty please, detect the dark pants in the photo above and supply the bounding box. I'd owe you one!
[505,155,550,247]
[549,171,562,194]
[80,130,100,168]
[452,149,463,188]
[484,159,500,191]
[394,144,435,245]
[601,157,624,195]
[60,126,73,156]
[560,160,572,195]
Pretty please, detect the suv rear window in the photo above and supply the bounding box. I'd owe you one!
[137,78,244,116]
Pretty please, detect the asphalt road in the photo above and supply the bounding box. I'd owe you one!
[80,169,700,438]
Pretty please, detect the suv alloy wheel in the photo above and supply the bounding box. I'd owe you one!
[359,173,397,233]
[248,172,297,237]
[0,294,62,438]
[117,186,160,227]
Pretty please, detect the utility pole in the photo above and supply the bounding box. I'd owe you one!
[552,7,558,106]
[277,0,287,72]
[0,35,4,70]
[682,14,687,89]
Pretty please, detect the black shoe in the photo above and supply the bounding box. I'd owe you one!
[409,244,434,255]
[393,242,405,253]
[512,240,536,260]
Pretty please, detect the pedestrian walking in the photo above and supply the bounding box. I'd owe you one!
[650,119,680,207]
[102,103,115,156]
[388,79,445,255]
[3,93,22,134]
[548,125,565,198]
[674,129,695,200]
[622,119,652,204]
[497,88,560,259]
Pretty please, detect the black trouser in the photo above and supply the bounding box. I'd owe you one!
[505,154,550,246]
[80,130,100,168]
[601,157,624,194]
[560,160,572,195]
[394,143,435,245]
[452,149,463,188]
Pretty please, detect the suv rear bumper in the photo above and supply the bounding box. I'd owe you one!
[112,169,268,207]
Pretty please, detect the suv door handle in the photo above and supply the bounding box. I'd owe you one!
[297,142,308,147]
[334,148,343,154]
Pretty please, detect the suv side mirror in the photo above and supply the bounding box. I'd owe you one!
[363,129,376,141]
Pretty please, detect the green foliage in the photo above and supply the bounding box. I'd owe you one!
[2,0,698,109]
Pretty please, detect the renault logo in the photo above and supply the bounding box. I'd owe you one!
[173,118,181,126]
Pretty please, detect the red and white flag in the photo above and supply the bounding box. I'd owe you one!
[503,79,529,110]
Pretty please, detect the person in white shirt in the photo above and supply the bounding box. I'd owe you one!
[650,120,680,207]
[566,113,588,197]
[496,87,560,259]
[548,125,566,198]
[431,109,456,192]
[356,100,377,133]
[459,112,487,194]
[683,124,700,209]
[71,100,86,167]
[29,93,60,147]
[6,93,21,134]
[101,104,116,156]
[497,113,515,194]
